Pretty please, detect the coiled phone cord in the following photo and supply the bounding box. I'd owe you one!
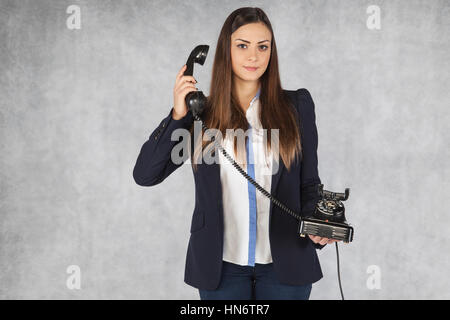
[193,114,345,300]
[194,114,302,221]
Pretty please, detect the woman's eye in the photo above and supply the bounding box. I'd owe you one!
[237,44,269,50]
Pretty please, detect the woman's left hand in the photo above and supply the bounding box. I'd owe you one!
[308,235,342,245]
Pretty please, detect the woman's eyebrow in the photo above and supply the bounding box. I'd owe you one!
[235,39,270,44]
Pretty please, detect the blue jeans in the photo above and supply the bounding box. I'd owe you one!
[198,261,312,300]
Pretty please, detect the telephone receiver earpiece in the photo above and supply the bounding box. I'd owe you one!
[184,45,209,118]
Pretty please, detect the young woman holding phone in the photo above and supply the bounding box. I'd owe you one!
[133,7,340,300]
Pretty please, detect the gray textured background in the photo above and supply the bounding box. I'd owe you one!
[1,0,449,300]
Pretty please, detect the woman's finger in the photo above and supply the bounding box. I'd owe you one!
[176,65,187,80]
[175,76,197,91]
[308,235,319,243]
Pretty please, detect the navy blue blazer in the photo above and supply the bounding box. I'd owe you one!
[133,88,326,290]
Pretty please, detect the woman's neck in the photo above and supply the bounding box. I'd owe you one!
[233,79,260,112]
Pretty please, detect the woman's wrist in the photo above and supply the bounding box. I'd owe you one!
[172,107,188,120]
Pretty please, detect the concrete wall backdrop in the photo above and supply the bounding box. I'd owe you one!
[0,0,448,299]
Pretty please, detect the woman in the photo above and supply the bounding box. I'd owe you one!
[133,7,340,300]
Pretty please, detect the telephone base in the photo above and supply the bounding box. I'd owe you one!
[298,217,354,243]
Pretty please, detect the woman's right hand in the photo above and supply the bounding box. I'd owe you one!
[172,64,198,120]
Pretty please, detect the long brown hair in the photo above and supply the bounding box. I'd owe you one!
[189,7,301,172]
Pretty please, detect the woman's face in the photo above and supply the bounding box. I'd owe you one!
[230,22,272,83]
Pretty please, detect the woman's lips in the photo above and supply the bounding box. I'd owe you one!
[244,66,258,71]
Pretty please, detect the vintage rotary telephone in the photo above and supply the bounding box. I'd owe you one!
[183,44,353,299]
[299,184,354,243]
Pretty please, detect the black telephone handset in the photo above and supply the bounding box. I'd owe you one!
[183,45,209,118]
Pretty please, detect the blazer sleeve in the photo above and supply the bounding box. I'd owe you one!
[297,88,326,250]
[133,107,193,186]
